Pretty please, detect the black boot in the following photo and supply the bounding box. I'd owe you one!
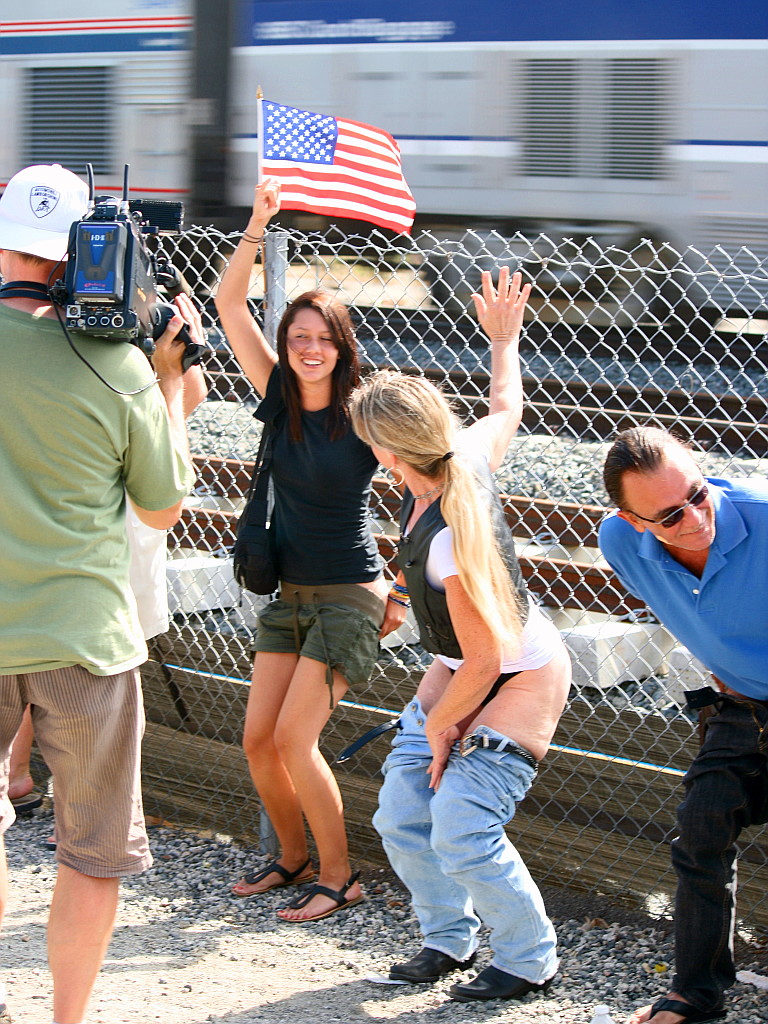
[449,965,553,1001]
[389,947,477,984]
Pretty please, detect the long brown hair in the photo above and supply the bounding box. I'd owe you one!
[275,290,361,442]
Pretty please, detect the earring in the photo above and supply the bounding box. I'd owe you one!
[389,465,405,489]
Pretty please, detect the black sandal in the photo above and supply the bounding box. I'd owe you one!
[277,871,365,923]
[231,857,315,898]
[648,997,726,1023]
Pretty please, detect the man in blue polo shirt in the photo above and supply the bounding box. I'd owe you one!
[598,425,768,1024]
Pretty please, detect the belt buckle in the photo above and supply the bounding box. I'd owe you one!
[459,735,478,757]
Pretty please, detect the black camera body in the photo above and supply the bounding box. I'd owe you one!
[52,165,203,371]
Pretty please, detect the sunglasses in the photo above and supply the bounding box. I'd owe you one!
[627,483,709,529]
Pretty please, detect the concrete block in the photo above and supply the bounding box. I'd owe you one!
[562,619,675,690]
[167,550,239,614]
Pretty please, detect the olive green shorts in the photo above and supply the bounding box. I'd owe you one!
[254,583,385,695]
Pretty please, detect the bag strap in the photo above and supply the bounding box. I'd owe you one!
[241,366,284,528]
[242,419,274,528]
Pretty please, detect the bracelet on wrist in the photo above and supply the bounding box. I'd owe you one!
[242,231,264,244]
[390,583,409,596]
[387,591,410,608]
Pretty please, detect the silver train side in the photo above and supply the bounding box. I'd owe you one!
[1,2,766,314]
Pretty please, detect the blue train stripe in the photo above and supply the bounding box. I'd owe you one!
[236,0,768,46]
[0,33,188,55]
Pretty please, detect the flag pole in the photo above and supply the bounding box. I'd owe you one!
[255,86,270,333]
[256,86,264,184]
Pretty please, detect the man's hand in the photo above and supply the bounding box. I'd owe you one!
[151,293,206,382]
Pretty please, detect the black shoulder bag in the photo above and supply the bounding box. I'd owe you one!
[232,374,283,595]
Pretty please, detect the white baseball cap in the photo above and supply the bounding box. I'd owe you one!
[0,164,89,260]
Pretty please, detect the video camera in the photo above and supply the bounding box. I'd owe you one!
[49,164,204,372]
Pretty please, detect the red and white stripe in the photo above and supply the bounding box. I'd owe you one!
[263,115,416,235]
[0,17,191,36]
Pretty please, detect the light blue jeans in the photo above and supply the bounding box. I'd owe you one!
[373,698,558,983]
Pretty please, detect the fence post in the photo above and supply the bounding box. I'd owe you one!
[263,230,289,345]
[256,229,287,858]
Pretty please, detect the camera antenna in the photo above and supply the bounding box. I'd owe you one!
[85,162,95,214]
[121,163,131,216]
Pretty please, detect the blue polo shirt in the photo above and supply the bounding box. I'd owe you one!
[598,477,768,699]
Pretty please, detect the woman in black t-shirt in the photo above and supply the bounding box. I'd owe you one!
[215,179,405,922]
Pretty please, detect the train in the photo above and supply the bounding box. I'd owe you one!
[1,1,767,310]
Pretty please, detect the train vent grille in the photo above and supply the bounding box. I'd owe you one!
[522,57,669,181]
[120,56,189,104]
[692,218,768,311]
[694,219,768,263]
[23,66,113,176]
[522,59,578,177]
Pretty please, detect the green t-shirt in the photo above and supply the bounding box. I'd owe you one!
[0,303,194,675]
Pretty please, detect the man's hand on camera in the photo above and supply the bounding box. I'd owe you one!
[152,294,206,381]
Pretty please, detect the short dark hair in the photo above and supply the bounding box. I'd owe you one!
[275,290,360,442]
[603,426,692,507]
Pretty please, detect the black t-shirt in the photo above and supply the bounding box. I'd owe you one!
[263,367,382,585]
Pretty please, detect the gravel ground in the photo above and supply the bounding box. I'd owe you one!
[186,398,766,509]
[4,809,767,1024]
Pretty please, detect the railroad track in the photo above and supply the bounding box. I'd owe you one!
[349,306,766,366]
[208,297,766,366]
[179,456,643,618]
[202,353,768,456]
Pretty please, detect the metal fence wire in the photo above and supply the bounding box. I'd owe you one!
[140,225,768,937]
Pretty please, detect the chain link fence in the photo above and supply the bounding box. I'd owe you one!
[141,225,768,937]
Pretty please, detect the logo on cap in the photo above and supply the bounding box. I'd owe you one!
[29,186,61,219]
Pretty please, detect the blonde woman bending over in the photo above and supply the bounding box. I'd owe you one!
[349,268,572,1001]
[215,179,405,923]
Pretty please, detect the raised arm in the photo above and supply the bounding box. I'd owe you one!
[463,267,531,472]
[214,179,282,397]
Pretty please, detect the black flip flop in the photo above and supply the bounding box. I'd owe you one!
[277,870,365,923]
[649,997,726,1023]
[231,857,315,898]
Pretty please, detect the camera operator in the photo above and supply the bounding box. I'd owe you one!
[0,163,199,1024]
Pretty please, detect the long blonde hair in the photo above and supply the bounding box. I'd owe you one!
[349,370,522,650]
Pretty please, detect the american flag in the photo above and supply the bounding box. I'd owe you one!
[259,99,416,235]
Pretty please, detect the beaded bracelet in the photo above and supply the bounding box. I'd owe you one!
[388,582,410,608]
[242,231,263,244]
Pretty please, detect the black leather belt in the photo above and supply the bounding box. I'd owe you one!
[457,733,539,772]
[334,718,401,763]
[335,720,540,773]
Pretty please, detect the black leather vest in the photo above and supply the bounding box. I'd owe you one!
[397,454,528,659]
